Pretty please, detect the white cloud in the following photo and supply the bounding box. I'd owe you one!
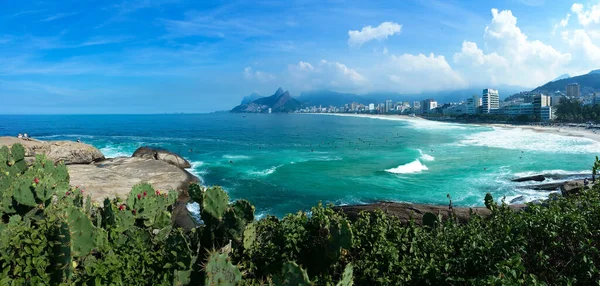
[243,67,275,83]
[348,22,402,47]
[552,13,570,35]
[287,60,368,91]
[571,3,600,27]
[378,53,466,93]
[452,8,571,87]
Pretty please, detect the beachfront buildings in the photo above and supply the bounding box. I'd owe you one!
[421,99,438,114]
[567,83,580,97]
[482,89,499,114]
[466,95,481,115]
[533,94,551,118]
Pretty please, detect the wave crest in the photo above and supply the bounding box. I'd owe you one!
[417,149,435,161]
[386,160,428,174]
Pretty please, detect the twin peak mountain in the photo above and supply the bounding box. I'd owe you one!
[231,88,301,113]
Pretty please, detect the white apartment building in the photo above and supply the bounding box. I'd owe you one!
[482,89,499,114]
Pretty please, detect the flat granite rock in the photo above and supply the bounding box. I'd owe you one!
[334,201,527,224]
[68,157,199,202]
[0,137,104,165]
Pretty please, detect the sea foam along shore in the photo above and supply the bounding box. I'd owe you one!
[311,113,600,143]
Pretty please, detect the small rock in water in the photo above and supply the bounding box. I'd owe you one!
[510,195,525,204]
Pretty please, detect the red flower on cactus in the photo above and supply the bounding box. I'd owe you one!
[34,178,39,184]
[75,185,79,188]
[156,190,160,195]
[66,191,70,195]
[137,194,142,200]
[143,191,147,197]
[119,204,125,211]
[132,209,137,215]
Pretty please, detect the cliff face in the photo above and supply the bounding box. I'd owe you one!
[231,88,302,113]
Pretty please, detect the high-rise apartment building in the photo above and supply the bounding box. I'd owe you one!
[466,95,481,115]
[481,89,499,114]
[566,83,580,97]
[421,99,438,114]
[533,94,551,119]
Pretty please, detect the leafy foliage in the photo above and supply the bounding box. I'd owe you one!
[555,97,600,123]
[1,143,600,285]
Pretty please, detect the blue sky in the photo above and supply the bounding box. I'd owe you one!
[1,0,598,114]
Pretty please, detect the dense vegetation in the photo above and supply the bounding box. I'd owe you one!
[555,98,600,123]
[1,143,600,285]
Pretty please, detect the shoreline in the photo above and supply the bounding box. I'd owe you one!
[307,113,600,143]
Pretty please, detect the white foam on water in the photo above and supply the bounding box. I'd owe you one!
[512,169,591,177]
[186,202,201,223]
[223,154,251,160]
[456,126,600,154]
[385,159,428,174]
[318,113,471,130]
[186,161,206,182]
[417,149,435,161]
[99,145,132,158]
[248,165,283,177]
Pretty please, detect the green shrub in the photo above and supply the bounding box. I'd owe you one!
[1,143,600,285]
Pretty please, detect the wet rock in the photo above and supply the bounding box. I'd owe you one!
[511,174,545,182]
[132,146,191,169]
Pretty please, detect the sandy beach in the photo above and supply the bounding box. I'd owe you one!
[310,113,600,143]
[473,123,600,143]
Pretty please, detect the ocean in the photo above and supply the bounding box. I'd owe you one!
[1,113,598,218]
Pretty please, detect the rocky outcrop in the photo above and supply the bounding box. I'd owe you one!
[132,146,191,169]
[0,137,104,164]
[560,180,597,197]
[333,202,527,225]
[68,157,199,229]
[511,174,546,182]
[68,157,198,202]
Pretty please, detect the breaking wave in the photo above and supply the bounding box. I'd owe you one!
[385,160,428,174]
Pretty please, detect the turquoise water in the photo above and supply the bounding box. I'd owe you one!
[1,113,598,217]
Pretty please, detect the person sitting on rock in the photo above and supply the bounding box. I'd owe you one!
[23,133,29,140]
[17,133,23,139]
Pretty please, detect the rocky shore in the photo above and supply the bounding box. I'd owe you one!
[1,136,594,228]
[0,137,198,228]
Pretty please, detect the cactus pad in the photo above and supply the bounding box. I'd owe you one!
[202,186,229,221]
[422,212,438,228]
[275,261,311,286]
[204,251,242,286]
[336,264,354,286]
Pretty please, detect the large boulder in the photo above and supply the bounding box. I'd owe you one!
[334,202,527,225]
[0,137,104,165]
[132,146,191,169]
[68,157,198,202]
[560,180,595,197]
[68,157,199,229]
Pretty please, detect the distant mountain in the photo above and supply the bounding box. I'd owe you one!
[231,88,302,113]
[532,71,600,94]
[552,74,570,82]
[589,69,600,75]
[240,92,263,105]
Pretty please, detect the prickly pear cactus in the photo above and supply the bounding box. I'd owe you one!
[204,251,242,286]
[202,186,229,221]
[124,183,177,229]
[53,206,97,280]
[422,212,438,228]
[336,264,354,286]
[327,220,353,260]
[274,261,311,286]
[243,222,257,250]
